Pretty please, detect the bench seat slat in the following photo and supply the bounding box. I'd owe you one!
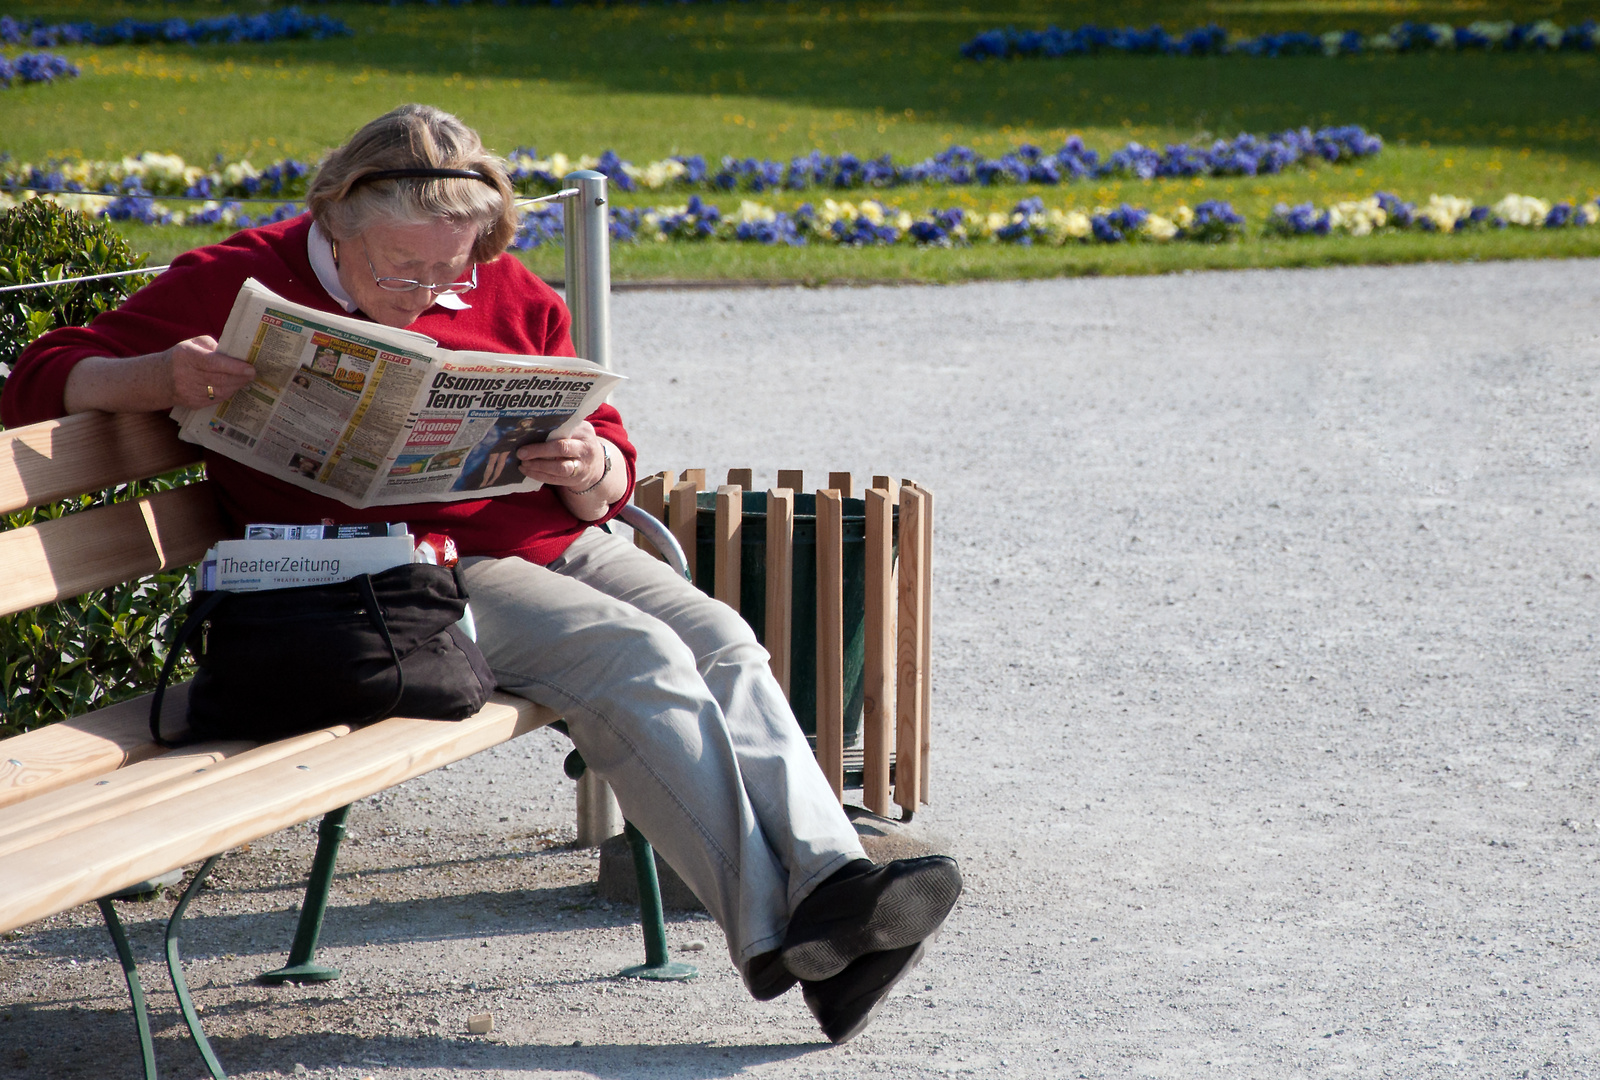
[0,484,226,619]
[0,727,357,859]
[0,741,251,854]
[0,685,194,810]
[0,412,202,516]
[0,692,557,934]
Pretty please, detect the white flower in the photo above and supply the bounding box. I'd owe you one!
[859,200,886,227]
[1420,194,1474,232]
[1143,214,1178,241]
[1467,20,1514,45]
[1493,194,1551,226]
[735,200,776,224]
[1328,197,1386,236]
[1579,204,1600,226]
[1321,30,1345,56]
[1368,31,1399,51]
[223,160,260,186]
[1528,20,1563,48]
[625,158,688,190]
[1428,22,1456,49]
[1172,204,1195,229]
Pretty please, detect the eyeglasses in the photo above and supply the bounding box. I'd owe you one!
[364,250,478,295]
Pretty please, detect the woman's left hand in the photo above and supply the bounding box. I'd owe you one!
[516,421,604,488]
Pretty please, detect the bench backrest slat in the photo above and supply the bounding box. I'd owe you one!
[0,412,202,516]
[0,482,226,618]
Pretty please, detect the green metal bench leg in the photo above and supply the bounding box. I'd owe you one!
[617,821,697,981]
[96,898,159,1080]
[259,804,349,985]
[164,854,228,1080]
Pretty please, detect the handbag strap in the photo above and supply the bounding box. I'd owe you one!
[149,589,230,748]
[355,574,407,724]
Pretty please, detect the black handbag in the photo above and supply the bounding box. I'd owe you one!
[150,562,496,746]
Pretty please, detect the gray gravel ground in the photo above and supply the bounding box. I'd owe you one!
[6,259,1600,1079]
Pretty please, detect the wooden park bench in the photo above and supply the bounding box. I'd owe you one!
[0,409,700,1080]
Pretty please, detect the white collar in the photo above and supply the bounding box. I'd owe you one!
[307,221,470,314]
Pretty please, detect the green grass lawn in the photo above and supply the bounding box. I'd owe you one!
[5,0,1600,279]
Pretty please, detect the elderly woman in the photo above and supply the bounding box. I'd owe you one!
[1,105,959,1044]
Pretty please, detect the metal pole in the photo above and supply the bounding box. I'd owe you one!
[562,169,611,370]
[562,169,623,845]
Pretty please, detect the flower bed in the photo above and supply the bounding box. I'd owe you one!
[962,19,1600,60]
[1266,193,1600,236]
[0,51,77,88]
[0,189,1248,247]
[0,8,351,47]
[511,127,1380,192]
[10,186,1597,249]
[511,196,1250,249]
[0,128,1380,207]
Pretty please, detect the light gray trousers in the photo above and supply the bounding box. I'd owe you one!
[461,528,866,971]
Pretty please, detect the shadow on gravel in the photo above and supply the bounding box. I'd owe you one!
[17,882,656,962]
[2,1009,823,1079]
[212,845,568,897]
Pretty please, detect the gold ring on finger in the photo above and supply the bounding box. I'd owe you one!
[207,385,215,400]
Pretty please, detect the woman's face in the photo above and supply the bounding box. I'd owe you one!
[337,219,478,328]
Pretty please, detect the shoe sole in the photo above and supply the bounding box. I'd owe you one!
[807,940,927,1045]
[782,859,961,982]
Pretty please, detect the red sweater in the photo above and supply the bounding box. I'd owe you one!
[1,215,635,565]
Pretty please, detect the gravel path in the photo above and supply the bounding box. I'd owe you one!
[6,259,1600,1079]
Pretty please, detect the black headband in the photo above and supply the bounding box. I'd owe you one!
[349,168,496,189]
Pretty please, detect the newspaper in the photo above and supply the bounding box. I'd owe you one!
[171,278,625,508]
[197,523,414,590]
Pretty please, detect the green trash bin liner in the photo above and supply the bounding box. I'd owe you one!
[692,490,896,749]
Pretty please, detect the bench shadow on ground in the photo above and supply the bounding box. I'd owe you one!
[2,1009,823,1080]
[17,877,679,965]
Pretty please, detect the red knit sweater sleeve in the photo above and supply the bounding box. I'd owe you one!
[0,225,308,428]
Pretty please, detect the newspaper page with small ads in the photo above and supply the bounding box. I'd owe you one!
[171,278,625,508]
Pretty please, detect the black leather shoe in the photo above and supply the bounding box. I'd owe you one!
[802,941,926,1044]
[744,949,798,1001]
[780,855,961,982]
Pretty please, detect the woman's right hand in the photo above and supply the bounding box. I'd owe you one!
[166,336,257,409]
[62,337,257,415]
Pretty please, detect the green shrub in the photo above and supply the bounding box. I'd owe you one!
[0,200,198,738]
[0,198,154,373]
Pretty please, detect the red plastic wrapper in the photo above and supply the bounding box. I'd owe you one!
[416,531,460,567]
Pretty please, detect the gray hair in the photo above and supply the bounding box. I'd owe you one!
[307,104,517,262]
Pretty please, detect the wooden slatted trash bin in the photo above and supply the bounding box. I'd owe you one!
[631,470,933,820]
